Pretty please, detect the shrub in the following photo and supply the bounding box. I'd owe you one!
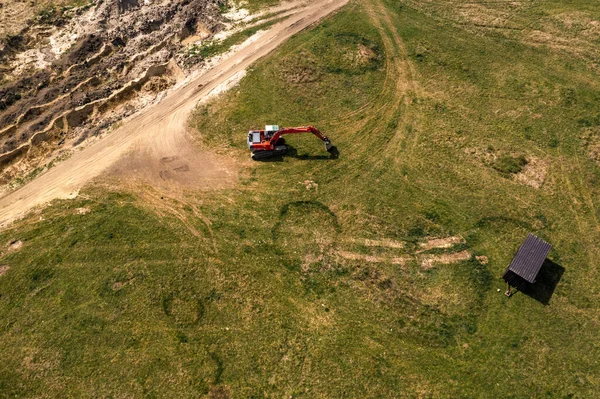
[493,154,528,175]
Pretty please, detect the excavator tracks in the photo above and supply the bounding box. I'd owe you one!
[251,146,288,160]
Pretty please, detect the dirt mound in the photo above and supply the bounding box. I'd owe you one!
[7,239,22,251]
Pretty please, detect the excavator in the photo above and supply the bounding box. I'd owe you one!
[247,125,334,160]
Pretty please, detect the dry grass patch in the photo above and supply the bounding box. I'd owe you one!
[0,0,86,38]
[337,250,408,265]
[582,126,600,164]
[279,50,322,84]
[514,156,549,188]
[455,3,511,27]
[418,236,465,252]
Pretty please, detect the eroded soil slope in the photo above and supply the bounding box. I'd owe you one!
[0,0,228,189]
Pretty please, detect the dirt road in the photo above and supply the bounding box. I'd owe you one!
[0,0,349,227]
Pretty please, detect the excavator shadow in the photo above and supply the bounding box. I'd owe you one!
[253,145,340,162]
[286,145,340,160]
[257,155,285,162]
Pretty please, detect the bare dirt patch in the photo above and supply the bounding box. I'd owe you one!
[0,264,9,276]
[337,250,408,265]
[302,180,319,191]
[363,238,404,249]
[514,156,548,189]
[420,250,471,270]
[582,127,600,165]
[418,236,465,252]
[476,255,488,265]
[346,43,379,68]
[109,127,238,191]
[344,237,405,249]
[7,239,22,251]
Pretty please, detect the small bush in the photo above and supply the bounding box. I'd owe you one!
[493,154,528,175]
[36,6,68,26]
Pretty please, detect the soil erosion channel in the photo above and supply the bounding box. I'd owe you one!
[0,0,349,227]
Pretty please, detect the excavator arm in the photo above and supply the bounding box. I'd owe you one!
[269,126,333,151]
[247,124,335,160]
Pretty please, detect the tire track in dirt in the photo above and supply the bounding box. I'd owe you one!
[0,0,350,228]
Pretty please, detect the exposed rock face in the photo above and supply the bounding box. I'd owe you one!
[118,0,141,13]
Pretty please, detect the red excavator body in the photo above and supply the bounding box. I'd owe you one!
[247,125,334,160]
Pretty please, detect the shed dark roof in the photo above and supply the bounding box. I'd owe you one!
[503,233,551,284]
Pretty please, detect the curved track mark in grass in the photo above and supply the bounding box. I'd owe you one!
[334,0,418,164]
[161,292,206,327]
[573,152,600,230]
[329,5,399,128]
[189,203,219,254]
[472,215,532,233]
[372,0,424,156]
[272,200,341,240]
[272,200,341,274]
[135,189,219,249]
[209,351,224,385]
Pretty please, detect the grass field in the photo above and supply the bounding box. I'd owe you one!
[1,0,600,397]
[0,0,92,39]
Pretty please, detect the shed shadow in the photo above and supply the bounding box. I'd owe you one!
[522,259,564,305]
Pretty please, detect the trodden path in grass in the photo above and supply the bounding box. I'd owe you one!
[0,0,349,228]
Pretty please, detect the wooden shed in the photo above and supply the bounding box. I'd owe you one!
[503,233,552,296]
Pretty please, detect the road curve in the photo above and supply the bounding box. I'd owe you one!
[0,0,349,228]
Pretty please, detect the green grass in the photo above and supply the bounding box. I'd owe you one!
[187,18,282,60]
[2,0,600,397]
[35,1,93,25]
[217,0,281,15]
[239,0,281,13]
[493,154,528,176]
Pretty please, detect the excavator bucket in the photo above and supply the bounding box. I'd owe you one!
[325,140,334,152]
[325,140,339,158]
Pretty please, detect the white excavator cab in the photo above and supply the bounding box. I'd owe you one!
[247,131,262,149]
[265,125,279,139]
